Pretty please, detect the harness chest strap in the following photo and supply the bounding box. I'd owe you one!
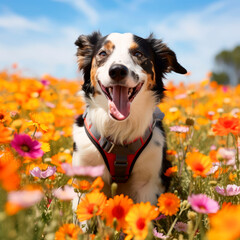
[83,107,164,183]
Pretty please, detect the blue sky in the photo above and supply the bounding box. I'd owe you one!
[0,0,240,82]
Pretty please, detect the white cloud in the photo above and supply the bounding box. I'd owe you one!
[53,0,99,25]
[0,11,51,32]
[0,10,82,78]
[152,0,240,82]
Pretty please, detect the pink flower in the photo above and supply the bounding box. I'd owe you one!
[188,194,219,214]
[217,148,236,165]
[53,185,77,201]
[46,102,56,108]
[174,222,188,233]
[40,79,50,86]
[30,166,56,179]
[170,126,189,133]
[175,93,187,100]
[153,228,167,239]
[215,184,240,196]
[8,190,43,208]
[11,134,44,158]
[61,163,104,177]
[210,145,217,151]
[206,164,219,175]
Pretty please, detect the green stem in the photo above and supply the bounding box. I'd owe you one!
[226,133,230,149]
[189,214,202,240]
[166,208,184,237]
[231,133,239,170]
[32,126,38,138]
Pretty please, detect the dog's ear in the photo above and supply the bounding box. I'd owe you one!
[75,31,102,70]
[147,34,187,74]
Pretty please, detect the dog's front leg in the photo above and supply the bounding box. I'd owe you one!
[134,178,165,205]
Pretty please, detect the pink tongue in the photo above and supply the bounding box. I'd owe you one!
[108,86,130,120]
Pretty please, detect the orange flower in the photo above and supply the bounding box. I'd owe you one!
[76,192,107,222]
[186,152,212,177]
[91,177,104,192]
[209,150,218,162]
[0,123,12,143]
[0,110,11,124]
[102,194,133,231]
[0,149,20,191]
[166,150,177,161]
[26,113,48,132]
[157,193,180,216]
[229,172,237,181]
[166,150,177,155]
[124,202,159,240]
[212,117,240,136]
[207,204,240,240]
[72,180,91,192]
[213,167,228,179]
[5,202,22,215]
[164,166,178,177]
[55,223,82,240]
[51,152,72,173]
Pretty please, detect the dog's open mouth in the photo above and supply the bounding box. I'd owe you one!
[98,81,143,121]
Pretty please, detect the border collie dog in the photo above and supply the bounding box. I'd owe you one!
[72,32,186,205]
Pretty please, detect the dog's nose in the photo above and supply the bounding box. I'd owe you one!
[109,64,129,81]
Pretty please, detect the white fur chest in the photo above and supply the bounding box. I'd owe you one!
[72,122,165,204]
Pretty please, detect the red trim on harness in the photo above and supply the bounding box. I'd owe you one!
[84,118,152,182]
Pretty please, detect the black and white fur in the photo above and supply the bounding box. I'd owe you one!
[72,32,186,206]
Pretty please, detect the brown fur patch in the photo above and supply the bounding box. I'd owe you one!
[104,40,115,52]
[144,62,156,89]
[90,58,101,97]
[130,42,139,51]
[90,58,98,87]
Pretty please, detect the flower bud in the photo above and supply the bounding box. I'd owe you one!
[209,180,218,186]
[187,211,197,220]
[44,158,52,163]
[113,218,118,230]
[180,200,190,209]
[186,118,195,126]
[111,182,118,197]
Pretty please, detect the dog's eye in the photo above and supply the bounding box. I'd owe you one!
[133,51,143,58]
[99,51,107,57]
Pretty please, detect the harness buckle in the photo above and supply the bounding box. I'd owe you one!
[114,161,128,168]
[101,140,115,153]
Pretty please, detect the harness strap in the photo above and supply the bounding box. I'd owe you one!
[83,107,164,183]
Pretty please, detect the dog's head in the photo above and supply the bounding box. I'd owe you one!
[75,32,186,121]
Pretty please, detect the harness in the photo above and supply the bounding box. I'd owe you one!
[83,107,164,183]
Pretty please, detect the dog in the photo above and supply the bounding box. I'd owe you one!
[72,32,186,205]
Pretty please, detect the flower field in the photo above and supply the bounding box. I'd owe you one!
[0,67,240,240]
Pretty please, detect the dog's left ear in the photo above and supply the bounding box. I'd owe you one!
[75,31,102,70]
[147,34,187,74]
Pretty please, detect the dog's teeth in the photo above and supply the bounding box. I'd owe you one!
[109,87,113,96]
[128,88,133,96]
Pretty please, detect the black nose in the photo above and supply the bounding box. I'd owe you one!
[109,64,129,81]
